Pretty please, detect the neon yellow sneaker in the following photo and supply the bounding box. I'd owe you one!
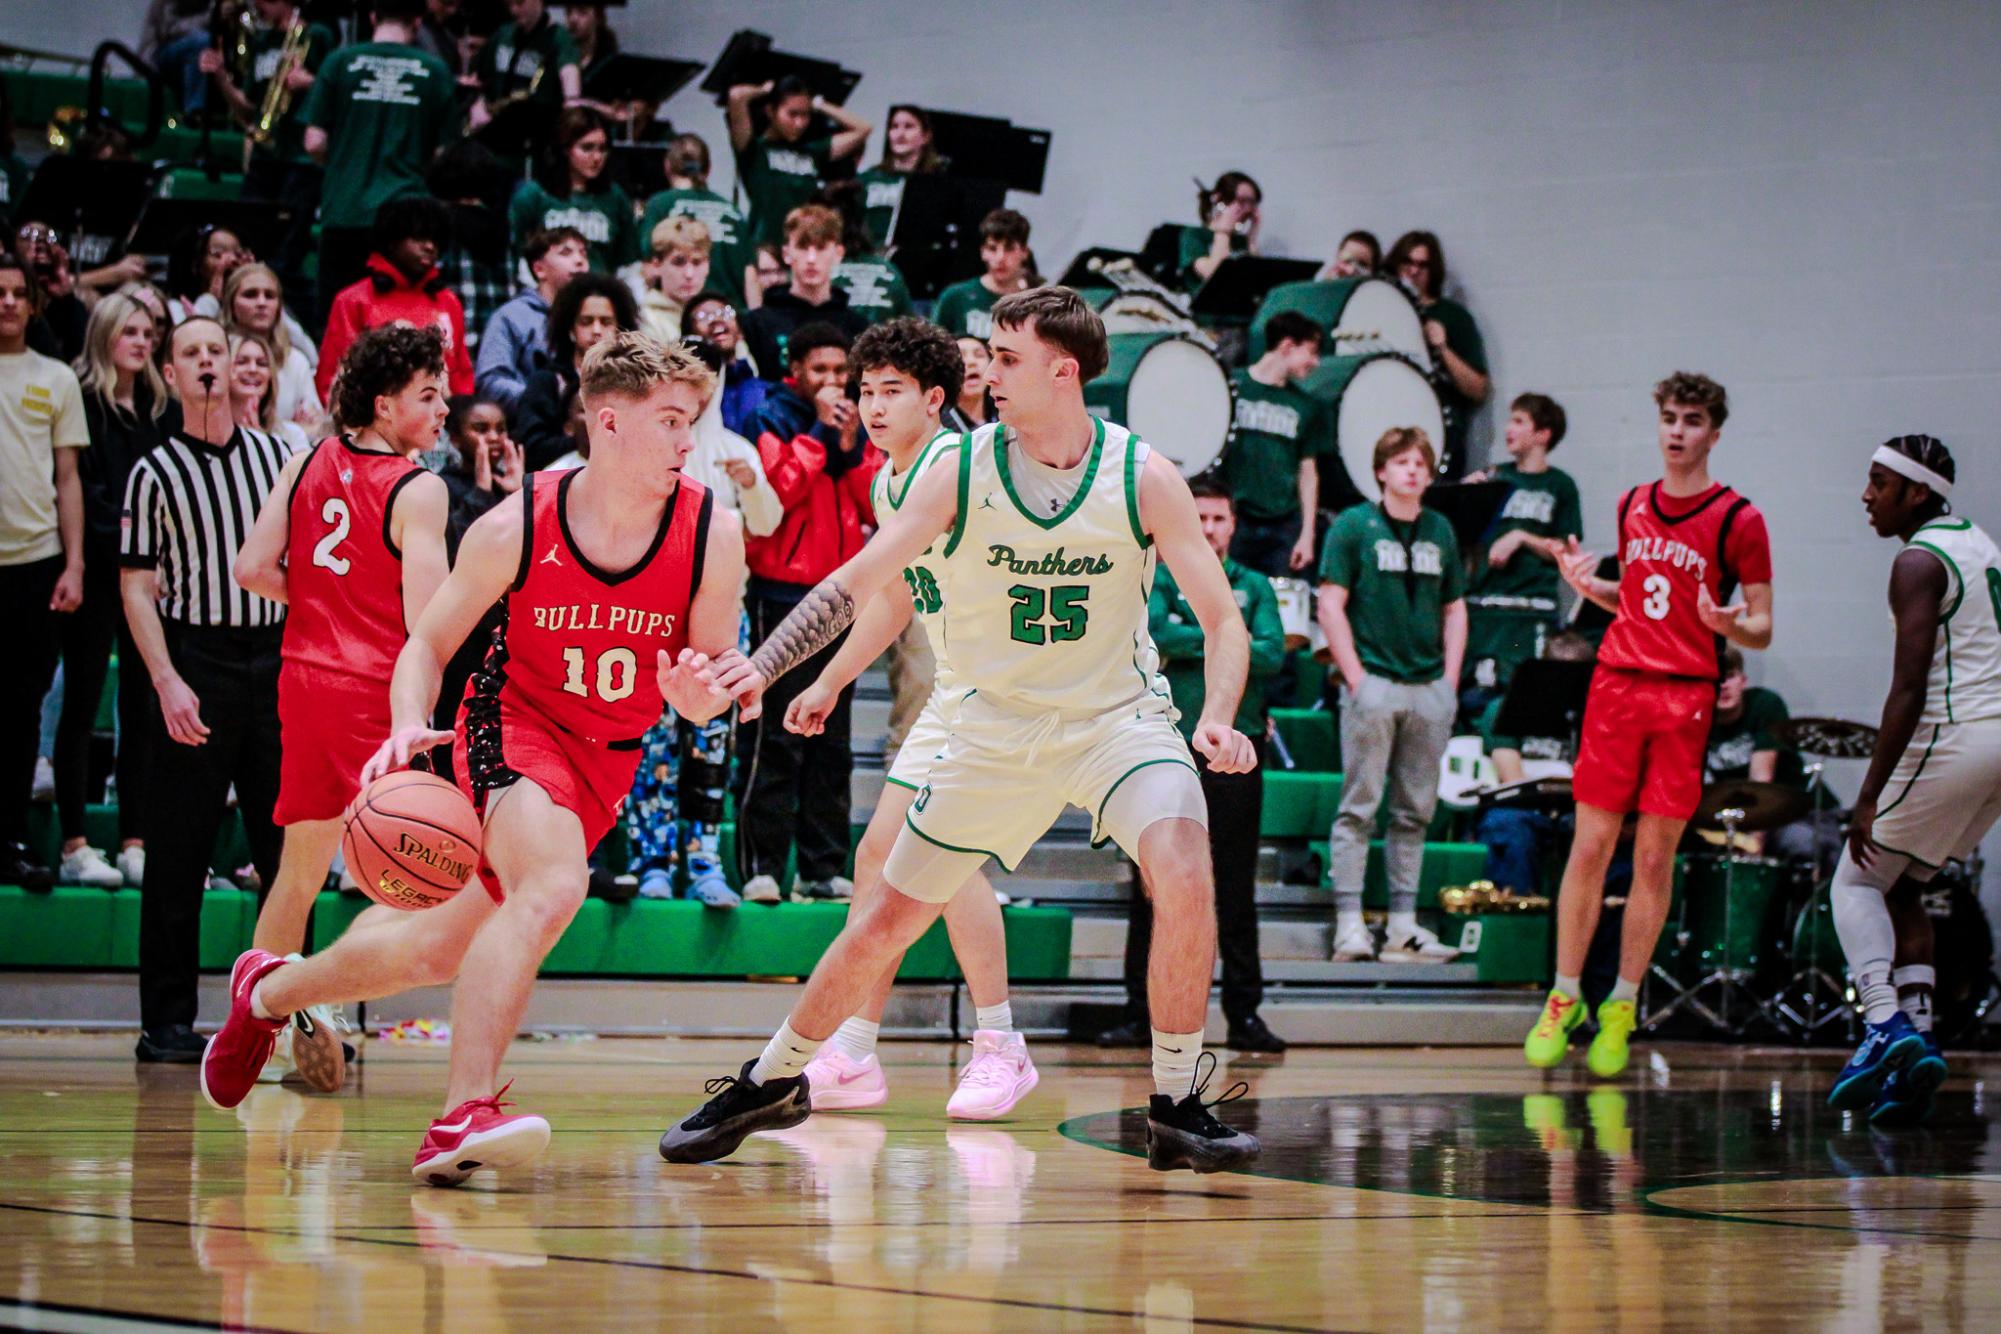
[1524,990,1585,1068]
[1586,999,1637,1079]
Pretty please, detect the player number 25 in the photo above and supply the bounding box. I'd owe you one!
[1641,573,1671,621]
[561,646,638,702]
[1008,584,1090,644]
[311,497,351,575]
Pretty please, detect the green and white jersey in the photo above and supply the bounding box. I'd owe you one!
[872,427,962,692]
[934,417,1168,715]
[1907,517,2001,724]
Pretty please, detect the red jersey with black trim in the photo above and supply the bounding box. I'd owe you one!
[471,467,711,746]
[1597,480,1772,680]
[281,436,423,680]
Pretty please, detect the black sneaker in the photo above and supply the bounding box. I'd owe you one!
[135,1024,206,1063]
[1146,1052,1260,1174]
[659,1059,811,1163]
[1225,1015,1288,1054]
[1095,1018,1150,1048]
[3,842,54,893]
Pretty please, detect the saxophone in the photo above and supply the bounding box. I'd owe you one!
[248,20,309,148]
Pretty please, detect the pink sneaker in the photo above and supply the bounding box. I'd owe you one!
[410,1082,551,1187]
[946,1030,1038,1121]
[801,1048,888,1110]
[200,950,289,1112]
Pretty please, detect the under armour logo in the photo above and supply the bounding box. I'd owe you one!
[541,543,564,567]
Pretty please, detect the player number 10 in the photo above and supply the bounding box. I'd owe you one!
[562,646,638,702]
[1641,574,1671,620]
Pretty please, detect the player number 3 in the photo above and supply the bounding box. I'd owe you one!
[561,646,638,702]
[1641,573,1671,621]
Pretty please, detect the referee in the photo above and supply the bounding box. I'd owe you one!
[120,318,289,1064]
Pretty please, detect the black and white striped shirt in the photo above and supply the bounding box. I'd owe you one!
[120,427,290,628]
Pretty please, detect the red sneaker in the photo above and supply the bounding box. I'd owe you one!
[200,950,289,1112]
[411,1082,551,1188]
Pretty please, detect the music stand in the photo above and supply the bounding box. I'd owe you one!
[923,110,1050,195]
[888,173,1005,300]
[700,30,860,106]
[1420,479,1511,556]
[586,53,703,108]
[126,196,280,265]
[1189,255,1322,323]
[14,157,156,269]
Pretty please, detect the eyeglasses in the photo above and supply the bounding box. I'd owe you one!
[691,306,735,328]
[1400,257,1433,271]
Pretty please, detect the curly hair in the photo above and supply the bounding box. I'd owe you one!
[334,324,448,430]
[851,318,964,401]
[1652,371,1729,428]
[545,272,640,368]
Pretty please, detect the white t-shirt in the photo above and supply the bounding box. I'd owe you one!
[0,349,89,564]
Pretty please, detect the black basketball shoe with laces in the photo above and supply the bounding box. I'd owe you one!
[659,1059,811,1163]
[1146,1052,1261,1173]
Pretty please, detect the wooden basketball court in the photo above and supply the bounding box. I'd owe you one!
[3,1033,1997,1330]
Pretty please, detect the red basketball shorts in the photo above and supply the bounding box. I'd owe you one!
[453,697,639,903]
[275,664,390,826]
[1570,668,1716,821]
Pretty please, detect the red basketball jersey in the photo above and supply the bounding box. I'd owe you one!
[282,437,424,680]
[474,468,711,746]
[1597,481,1772,679]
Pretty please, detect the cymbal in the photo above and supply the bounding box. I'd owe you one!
[1691,780,1812,833]
[1771,716,1879,759]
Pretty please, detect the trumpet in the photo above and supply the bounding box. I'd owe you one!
[249,20,309,148]
[466,65,544,136]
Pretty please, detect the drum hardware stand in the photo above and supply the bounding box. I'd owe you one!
[1766,759,1855,1042]
[1642,805,1769,1036]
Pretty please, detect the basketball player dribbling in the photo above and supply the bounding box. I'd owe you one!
[662,287,1263,1173]
[1523,372,1774,1078]
[229,325,452,1094]
[1826,436,2000,1124]
[203,335,742,1185]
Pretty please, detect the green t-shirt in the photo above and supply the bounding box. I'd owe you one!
[638,188,750,307]
[303,41,458,230]
[856,166,907,252]
[1317,502,1465,683]
[1422,296,1487,467]
[834,256,912,326]
[1150,559,1287,739]
[1465,461,1584,686]
[509,179,637,271]
[934,277,1006,339]
[474,16,576,104]
[245,22,337,165]
[1221,370,1333,520]
[736,133,833,249]
[1477,696,1574,767]
[1705,687,1807,790]
[1177,224,1246,288]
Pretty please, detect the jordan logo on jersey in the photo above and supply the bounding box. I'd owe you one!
[541,543,564,567]
[1623,535,1708,579]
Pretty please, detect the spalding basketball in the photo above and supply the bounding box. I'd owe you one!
[342,771,483,911]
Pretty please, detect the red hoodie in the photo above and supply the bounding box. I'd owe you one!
[316,253,475,401]
[747,413,883,589]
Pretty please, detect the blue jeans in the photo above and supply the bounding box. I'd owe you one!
[1477,806,1554,894]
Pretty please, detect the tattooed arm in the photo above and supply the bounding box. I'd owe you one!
[718,447,963,718]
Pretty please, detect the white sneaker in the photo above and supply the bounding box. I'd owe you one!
[825,876,854,901]
[258,1027,296,1084]
[741,874,782,904]
[32,756,55,802]
[117,845,145,887]
[60,844,125,889]
[993,887,1012,906]
[1380,923,1461,963]
[1332,922,1377,962]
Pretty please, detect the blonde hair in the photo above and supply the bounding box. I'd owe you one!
[221,262,292,366]
[650,215,712,260]
[1371,426,1437,477]
[74,291,167,421]
[782,203,843,248]
[579,331,717,409]
[228,330,280,431]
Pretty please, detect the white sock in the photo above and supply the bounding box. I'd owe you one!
[1608,976,1639,1005]
[827,1017,879,1063]
[975,1000,1014,1033]
[750,1019,818,1085]
[1831,849,1901,1023]
[249,977,276,1022]
[1151,1028,1203,1101]
[1386,912,1420,941]
[1894,965,1936,1033]
[1553,973,1582,1000]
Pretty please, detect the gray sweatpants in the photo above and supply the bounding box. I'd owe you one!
[1330,674,1455,920]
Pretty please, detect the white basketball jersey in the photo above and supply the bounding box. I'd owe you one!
[936,418,1170,714]
[1908,517,2001,724]
[871,427,962,691]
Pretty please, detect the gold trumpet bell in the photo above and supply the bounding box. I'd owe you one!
[46,106,88,153]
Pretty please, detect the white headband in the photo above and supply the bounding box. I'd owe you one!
[1873,445,1953,497]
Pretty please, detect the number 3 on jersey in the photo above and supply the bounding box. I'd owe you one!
[562,646,638,701]
[312,497,351,575]
[1641,573,1671,620]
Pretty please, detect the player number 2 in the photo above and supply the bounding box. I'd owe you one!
[1641,574,1671,621]
[1008,584,1090,644]
[561,646,637,702]
[311,497,351,575]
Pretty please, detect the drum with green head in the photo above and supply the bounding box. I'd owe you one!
[1249,277,1430,365]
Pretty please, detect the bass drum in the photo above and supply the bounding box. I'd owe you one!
[1084,332,1235,478]
[1298,352,1445,502]
[1087,288,1197,335]
[1791,862,1997,1040]
[1250,278,1431,367]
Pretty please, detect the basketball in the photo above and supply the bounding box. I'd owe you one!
[341,771,483,911]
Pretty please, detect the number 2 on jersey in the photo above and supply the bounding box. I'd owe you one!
[562,646,638,701]
[312,497,351,575]
[1009,584,1089,644]
[1641,573,1671,620]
